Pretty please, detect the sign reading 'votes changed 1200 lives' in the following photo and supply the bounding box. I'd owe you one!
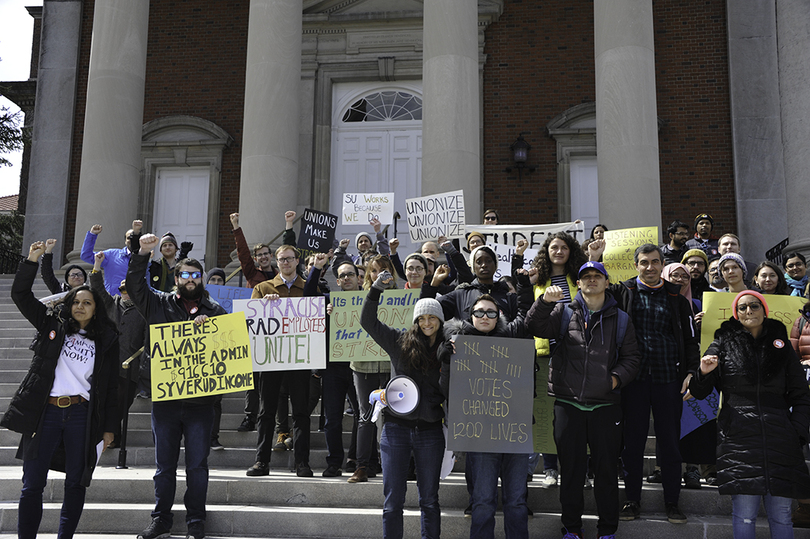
[447,336,535,453]
[233,297,327,371]
[149,312,254,402]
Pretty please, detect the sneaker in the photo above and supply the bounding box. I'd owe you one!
[646,469,662,483]
[296,462,314,477]
[284,435,293,450]
[464,503,472,518]
[138,517,171,539]
[793,501,810,528]
[665,502,687,524]
[347,467,368,483]
[186,520,205,539]
[237,417,255,432]
[246,461,269,476]
[345,459,357,473]
[210,438,224,451]
[542,468,559,487]
[619,500,640,521]
[597,535,616,539]
[322,465,342,477]
[683,466,701,489]
[562,531,582,539]
[273,432,290,451]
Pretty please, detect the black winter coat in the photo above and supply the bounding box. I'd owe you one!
[690,317,810,498]
[420,278,520,324]
[2,260,119,487]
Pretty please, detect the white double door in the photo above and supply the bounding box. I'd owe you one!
[153,167,210,266]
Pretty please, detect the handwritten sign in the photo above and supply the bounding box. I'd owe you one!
[234,297,327,371]
[206,284,253,314]
[447,336,535,453]
[149,312,254,402]
[330,290,420,362]
[682,388,720,439]
[602,226,659,283]
[476,221,585,248]
[342,192,395,225]
[490,243,538,280]
[405,190,466,243]
[297,208,338,260]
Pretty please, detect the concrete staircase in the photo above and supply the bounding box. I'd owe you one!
[0,275,804,538]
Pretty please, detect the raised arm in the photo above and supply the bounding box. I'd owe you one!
[230,212,263,287]
[40,239,63,294]
[359,273,403,361]
[126,233,163,320]
[80,224,102,265]
[282,210,297,247]
[12,242,49,329]
[90,252,117,317]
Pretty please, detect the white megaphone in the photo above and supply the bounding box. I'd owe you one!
[366,376,420,422]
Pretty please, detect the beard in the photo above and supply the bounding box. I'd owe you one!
[178,282,204,300]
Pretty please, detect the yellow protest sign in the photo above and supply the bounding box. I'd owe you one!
[700,292,806,354]
[149,312,254,402]
[603,227,659,283]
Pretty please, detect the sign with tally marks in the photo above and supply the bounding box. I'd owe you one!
[405,190,466,243]
[447,336,535,453]
[149,312,254,402]
[233,297,327,371]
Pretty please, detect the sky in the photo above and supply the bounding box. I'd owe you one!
[0,0,41,198]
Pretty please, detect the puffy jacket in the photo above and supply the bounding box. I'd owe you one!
[2,260,119,487]
[525,291,641,405]
[420,278,520,324]
[790,314,810,363]
[690,317,810,498]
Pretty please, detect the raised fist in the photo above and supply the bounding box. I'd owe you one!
[229,213,240,230]
[45,239,57,253]
[139,233,160,254]
[90,224,103,235]
[543,285,565,303]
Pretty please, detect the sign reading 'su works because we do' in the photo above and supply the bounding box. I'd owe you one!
[405,190,466,243]
[149,312,254,402]
[342,193,395,225]
[233,297,327,371]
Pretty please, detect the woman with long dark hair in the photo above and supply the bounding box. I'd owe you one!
[361,270,450,539]
[3,241,119,538]
[753,261,790,296]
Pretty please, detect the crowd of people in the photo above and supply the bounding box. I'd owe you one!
[4,209,810,539]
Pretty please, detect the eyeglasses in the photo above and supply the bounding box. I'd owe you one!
[255,252,271,258]
[685,260,705,267]
[338,272,356,279]
[484,215,497,222]
[67,272,84,278]
[278,257,297,264]
[786,261,805,269]
[405,266,425,273]
[472,309,499,319]
[736,302,762,313]
[178,271,202,279]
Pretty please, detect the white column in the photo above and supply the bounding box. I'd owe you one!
[238,0,302,246]
[421,0,480,220]
[594,0,662,237]
[69,0,149,260]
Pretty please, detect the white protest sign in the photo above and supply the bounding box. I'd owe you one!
[474,221,585,248]
[405,190,466,243]
[342,193,395,225]
[490,243,538,280]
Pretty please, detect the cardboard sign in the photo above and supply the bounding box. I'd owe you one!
[149,312,254,402]
[234,297,327,371]
[330,289,420,362]
[602,226,659,283]
[447,336,535,453]
[297,208,338,259]
[342,192,395,225]
[475,221,585,248]
[490,243,538,280]
[405,190,466,243]
[206,284,253,314]
[681,388,720,439]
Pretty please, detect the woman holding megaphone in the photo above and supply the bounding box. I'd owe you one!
[361,270,452,539]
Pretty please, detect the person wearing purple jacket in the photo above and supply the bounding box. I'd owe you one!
[80,219,143,296]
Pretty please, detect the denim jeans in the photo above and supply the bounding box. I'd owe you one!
[151,400,214,526]
[380,422,445,539]
[322,363,358,468]
[467,452,530,539]
[732,493,794,539]
[19,402,88,539]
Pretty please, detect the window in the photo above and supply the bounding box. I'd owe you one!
[341,91,422,122]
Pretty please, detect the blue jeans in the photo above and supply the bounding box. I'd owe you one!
[380,422,444,539]
[151,400,214,526]
[19,402,88,539]
[467,452,530,539]
[732,493,794,539]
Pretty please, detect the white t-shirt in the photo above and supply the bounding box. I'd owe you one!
[50,331,95,400]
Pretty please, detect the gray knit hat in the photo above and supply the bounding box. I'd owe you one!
[412,298,445,324]
[718,252,747,280]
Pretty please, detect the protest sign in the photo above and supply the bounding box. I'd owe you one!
[150,312,254,402]
[602,226,659,283]
[206,284,253,314]
[405,190,465,243]
[342,192,395,225]
[234,297,327,371]
[490,243,538,280]
[297,208,338,259]
[447,336,535,453]
[475,221,585,248]
[681,388,720,439]
[329,289,420,362]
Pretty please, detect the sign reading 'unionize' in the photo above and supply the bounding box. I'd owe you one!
[342,193,395,225]
[447,336,535,453]
[233,297,327,371]
[405,190,466,243]
[149,312,254,402]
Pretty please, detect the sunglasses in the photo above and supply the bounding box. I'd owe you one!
[472,309,498,319]
[178,271,202,279]
[736,302,762,313]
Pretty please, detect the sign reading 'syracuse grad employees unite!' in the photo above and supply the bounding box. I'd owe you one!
[233,297,327,371]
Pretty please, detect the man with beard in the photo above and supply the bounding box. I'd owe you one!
[684,213,719,257]
[660,221,690,265]
[681,249,712,302]
[127,233,227,539]
[707,257,726,291]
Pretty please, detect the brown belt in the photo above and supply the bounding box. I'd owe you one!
[48,395,88,408]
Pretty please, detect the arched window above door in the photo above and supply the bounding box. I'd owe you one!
[341,91,423,122]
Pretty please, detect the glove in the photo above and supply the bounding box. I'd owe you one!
[179,241,193,259]
[372,270,394,291]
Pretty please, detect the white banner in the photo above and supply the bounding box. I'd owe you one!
[490,243,539,280]
[473,221,585,249]
[341,192,395,225]
[405,190,466,243]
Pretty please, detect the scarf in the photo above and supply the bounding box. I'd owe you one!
[785,273,809,297]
